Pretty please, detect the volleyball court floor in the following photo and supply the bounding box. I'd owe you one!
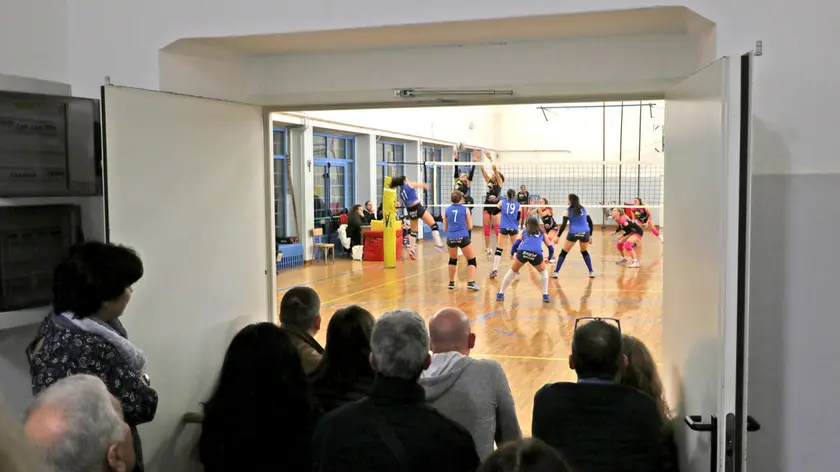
[276,229,663,434]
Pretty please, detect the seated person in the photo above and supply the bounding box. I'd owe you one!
[278,286,324,374]
[363,201,376,223]
[532,320,663,472]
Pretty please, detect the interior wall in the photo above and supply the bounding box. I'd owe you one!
[0,0,67,82]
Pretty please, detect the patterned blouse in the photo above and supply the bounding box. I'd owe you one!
[27,314,159,426]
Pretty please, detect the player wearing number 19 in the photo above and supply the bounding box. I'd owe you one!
[444,191,479,291]
[490,189,521,278]
[552,194,596,279]
[389,176,444,260]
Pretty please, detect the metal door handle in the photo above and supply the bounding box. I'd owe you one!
[685,415,715,432]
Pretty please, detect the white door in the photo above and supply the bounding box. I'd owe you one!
[102,86,273,471]
[662,54,753,472]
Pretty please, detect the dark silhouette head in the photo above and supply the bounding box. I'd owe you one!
[526,214,542,236]
[451,191,465,204]
[310,306,376,388]
[279,287,321,332]
[506,189,516,201]
[570,320,625,379]
[618,335,671,425]
[389,176,407,188]
[568,194,583,216]
[52,241,144,319]
[479,438,573,472]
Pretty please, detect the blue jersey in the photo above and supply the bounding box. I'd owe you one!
[399,184,419,205]
[519,231,544,254]
[568,206,590,233]
[499,199,520,229]
[445,204,470,238]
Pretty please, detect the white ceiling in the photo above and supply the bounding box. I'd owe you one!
[163,6,714,56]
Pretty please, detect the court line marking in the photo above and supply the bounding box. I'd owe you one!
[320,265,443,305]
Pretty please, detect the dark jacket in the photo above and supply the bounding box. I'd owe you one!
[348,213,364,247]
[312,376,480,472]
[532,381,663,472]
[363,210,375,223]
[311,376,373,413]
[280,325,325,375]
[27,314,158,470]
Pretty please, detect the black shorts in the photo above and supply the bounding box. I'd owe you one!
[484,206,500,216]
[499,228,519,236]
[446,236,472,249]
[406,203,426,220]
[566,231,592,243]
[516,250,544,266]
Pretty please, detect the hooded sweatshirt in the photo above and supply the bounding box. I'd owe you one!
[419,352,522,459]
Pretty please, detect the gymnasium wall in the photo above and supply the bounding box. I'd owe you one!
[1,0,839,470]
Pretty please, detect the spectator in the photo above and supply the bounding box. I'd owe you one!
[532,320,662,472]
[348,204,364,248]
[419,307,521,459]
[310,306,376,413]
[24,374,135,472]
[27,242,157,472]
[312,309,480,472]
[199,323,320,472]
[363,201,376,223]
[279,286,325,374]
[0,395,45,472]
[618,335,679,472]
[479,438,574,472]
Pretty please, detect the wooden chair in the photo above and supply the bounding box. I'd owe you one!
[312,227,335,264]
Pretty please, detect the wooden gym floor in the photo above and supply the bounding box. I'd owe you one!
[276,229,663,435]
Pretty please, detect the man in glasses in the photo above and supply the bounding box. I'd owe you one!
[532,320,664,472]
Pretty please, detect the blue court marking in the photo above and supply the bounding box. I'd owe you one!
[494,329,526,338]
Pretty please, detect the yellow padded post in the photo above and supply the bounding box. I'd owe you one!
[382,176,397,268]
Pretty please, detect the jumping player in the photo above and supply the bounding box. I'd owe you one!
[496,214,555,303]
[490,189,521,278]
[479,152,505,260]
[611,207,643,268]
[443,191,479,291]
[389,176,444,260]
[630,197,664,242]
[552,194,596,278]
[516,185,530,228]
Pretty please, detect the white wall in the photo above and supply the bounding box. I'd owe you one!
[0,0,67,83]
[1,1,836,470]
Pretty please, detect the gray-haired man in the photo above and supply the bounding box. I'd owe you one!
[312,309,480,472]
[24,374,136,472]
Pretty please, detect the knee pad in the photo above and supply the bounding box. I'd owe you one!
[448,258,458,266]
[483,225,491,237]
[494,225,500,235]
[494,247,503,256]
[616,241,624,251]
[559,249,569,258]
[467,258,477,267]
[410,231,418,238]
[431,223,439,231]
[623,240,635,251]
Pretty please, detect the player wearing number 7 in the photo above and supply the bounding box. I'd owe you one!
[443,191,479,291]
[490,189,521,278]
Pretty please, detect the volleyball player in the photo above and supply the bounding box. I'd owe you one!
[490,189,521,278]
[496,214,554,303]
[479,152,505,260]
[443,191,479,291]
[516,185,530,228]
[453,148,478,205]
[533,198,560,262]
[611,207,643,268]
[630,197,664,242]
[552,194,596,278]
[389,176,444,260]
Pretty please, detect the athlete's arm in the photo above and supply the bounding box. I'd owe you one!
[558,210,569,234]
[586,215,594,234]
[443,210,449,232]
[409,182,429,190]
[466,209,473,228]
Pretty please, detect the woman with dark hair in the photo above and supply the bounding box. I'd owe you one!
[552,193,596,279]
[490,188,521,278]
[199,323,320,472]
[27,241,157,472]
[479,438,573,472]
[618,335,679,472]
[479,151,505,260]
[310,306,376,412]
[348,204,364,248]
[443,190,480,290]
[389,175,444,259]
[630,197,664,243]
[496,214,554,303]
[611,207,644,268]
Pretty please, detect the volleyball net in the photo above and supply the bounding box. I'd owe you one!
[422,160,664,212]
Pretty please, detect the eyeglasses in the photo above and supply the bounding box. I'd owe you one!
[573,316,621,334]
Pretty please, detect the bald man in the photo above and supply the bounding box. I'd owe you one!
[419,307,521,459]
[24,375,136,472]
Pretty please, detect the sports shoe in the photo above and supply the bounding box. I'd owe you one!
[551,271,560,279]
[659,234,664,243]
[589,271,596,278]
[496,292,504,301]
[489,270,498,279]
[467,282,480,291]
[629,260,640,268]
[485,248,493,261]
[448,281,455,290]
[409,251,417,261]
[434,243,446,252]
[616,257,628,264]
[542,294,550,303]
